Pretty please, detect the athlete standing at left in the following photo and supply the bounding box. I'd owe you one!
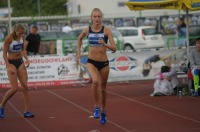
[0,23,34,118]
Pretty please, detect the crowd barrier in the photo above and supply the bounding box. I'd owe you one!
[0,47,188,88]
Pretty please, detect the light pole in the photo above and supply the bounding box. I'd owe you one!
[64,1,68,16]
[8,0,12,34]
[38,0,41,16]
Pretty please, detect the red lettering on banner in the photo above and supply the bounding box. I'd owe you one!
[30,57,73,64]
[0,80,90,88]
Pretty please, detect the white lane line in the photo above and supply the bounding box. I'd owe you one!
[46,89,134,132]
[88,130,100,132]
[0,94,42,132]
[107,91,200,124]
[7,101,42,132]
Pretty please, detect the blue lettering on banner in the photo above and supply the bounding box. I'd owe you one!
[128,0,179,9]
[192,3,200,8]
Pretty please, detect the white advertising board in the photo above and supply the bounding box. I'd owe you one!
[0,48,187,88]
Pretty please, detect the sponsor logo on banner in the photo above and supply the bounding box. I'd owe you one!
[109,55,137,71]
[57,64,69,78]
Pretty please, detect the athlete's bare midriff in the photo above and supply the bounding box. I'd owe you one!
[88,46,108,61]
[8,52,22,60]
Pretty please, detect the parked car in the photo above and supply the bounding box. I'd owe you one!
[116,26,165,51]
[63,26,124,54]
[38,27,124,55]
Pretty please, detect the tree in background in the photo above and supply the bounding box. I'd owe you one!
[0,0,67,17]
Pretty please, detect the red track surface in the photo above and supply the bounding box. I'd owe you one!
[0,80,200,132]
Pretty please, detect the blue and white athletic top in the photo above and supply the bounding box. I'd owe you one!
[88,26,108,47]
[9,38,24,53]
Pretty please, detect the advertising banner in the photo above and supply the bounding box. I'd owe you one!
[0,48,188,88]
[0,55,89,88]
[107,48,187,82]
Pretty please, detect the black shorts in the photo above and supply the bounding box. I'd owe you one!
[8,58,24,69]
[87,58,109,71]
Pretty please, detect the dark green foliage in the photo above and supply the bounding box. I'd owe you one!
[0,0,67,17]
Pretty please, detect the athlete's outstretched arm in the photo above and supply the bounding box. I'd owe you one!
[102,27,117,52]
[77,28,88,60]
[2,35,15,74]
[2,36,11,68]
[21,37,30,67]
[24,40,29,56]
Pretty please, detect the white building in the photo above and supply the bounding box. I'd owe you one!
[67,0,200,18]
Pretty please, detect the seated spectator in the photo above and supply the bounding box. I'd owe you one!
[189,37,200,97]
[151,65,178,96]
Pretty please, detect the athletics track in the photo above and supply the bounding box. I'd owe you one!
[0,80,200,132]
